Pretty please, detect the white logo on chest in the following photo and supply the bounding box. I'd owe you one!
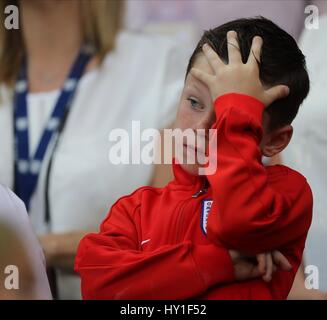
[141,239,151,246]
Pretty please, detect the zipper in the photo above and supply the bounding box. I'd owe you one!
[191,188,207,198]
[191,180,209,198]
[174,181,209,242]
[176,181,208,240]
[174,199,190,243]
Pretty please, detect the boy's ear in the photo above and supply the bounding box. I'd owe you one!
[261,125,293,157]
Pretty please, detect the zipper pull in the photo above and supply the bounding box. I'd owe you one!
[192,187,208,198]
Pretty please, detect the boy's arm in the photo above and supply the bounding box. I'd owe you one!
[205,93,312,254]
[199,235,305,300]
[202,244,307,300]
[74,193,235,300]
[200,268,296,300]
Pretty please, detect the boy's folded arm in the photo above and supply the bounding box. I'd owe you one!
[74,195,235,300]
[200,263,298,300]
[202,247,303,300]
[206,93,313,254]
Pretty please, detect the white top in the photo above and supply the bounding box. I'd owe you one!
[0,185,52,299]
[283,15,327,291]
[0,31,191,299]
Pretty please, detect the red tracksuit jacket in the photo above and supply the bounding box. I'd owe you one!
[75,93,313,300]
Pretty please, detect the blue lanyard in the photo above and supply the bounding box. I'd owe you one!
[13,45,93,211]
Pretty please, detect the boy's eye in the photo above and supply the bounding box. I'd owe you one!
[187,97,204,111]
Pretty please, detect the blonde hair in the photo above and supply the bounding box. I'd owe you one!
[0,0,124,87]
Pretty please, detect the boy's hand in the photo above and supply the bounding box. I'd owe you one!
[229,250,292,282]
[190,31,290,107]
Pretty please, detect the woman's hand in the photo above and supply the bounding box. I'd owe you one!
[190,30,289,107]
[229,250,292,282]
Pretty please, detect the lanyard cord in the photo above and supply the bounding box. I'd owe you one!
[13,44,93,213]
[43,103,71,301]
[44,100,71,224]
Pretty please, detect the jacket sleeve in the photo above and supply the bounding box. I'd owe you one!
[199,245,304,300]
[75,191,235,300]
[200,269,295,300]
[206,93,313,254]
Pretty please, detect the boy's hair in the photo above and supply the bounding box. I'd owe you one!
[186,17,310,131]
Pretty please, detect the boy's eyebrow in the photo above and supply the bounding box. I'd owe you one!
[193,83,203,94]
[186,82,203,95]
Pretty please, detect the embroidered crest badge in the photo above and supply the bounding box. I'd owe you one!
[201,199,213,235]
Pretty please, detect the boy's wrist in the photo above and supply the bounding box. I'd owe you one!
[192,244,235,287]
[214,93,265,122]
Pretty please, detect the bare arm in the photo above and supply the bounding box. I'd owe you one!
[39,230,95,271]
[0,222,35,299]
[288,260,327,299]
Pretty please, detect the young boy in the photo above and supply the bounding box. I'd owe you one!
[75,17,312,300]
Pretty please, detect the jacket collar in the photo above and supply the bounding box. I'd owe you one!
[171,158,205,190]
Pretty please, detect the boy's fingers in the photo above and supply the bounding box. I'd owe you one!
[190,67,213,86]
[202,43,224,71]
[263,253,273,282]
[247,36,263,66]
[265,85,290,105]
[249,265,263,279]
[227,30,242,64]
[272,251,293,271]
[256,253,266,275]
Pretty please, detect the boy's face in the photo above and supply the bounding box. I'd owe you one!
[173,54,293,176]
[173,54,215,175]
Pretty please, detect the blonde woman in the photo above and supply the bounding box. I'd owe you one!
[0,0,189,299]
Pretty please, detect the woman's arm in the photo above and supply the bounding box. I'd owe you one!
[288,260,327,299]
[0,222,35,299]
[39,231,95,271]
